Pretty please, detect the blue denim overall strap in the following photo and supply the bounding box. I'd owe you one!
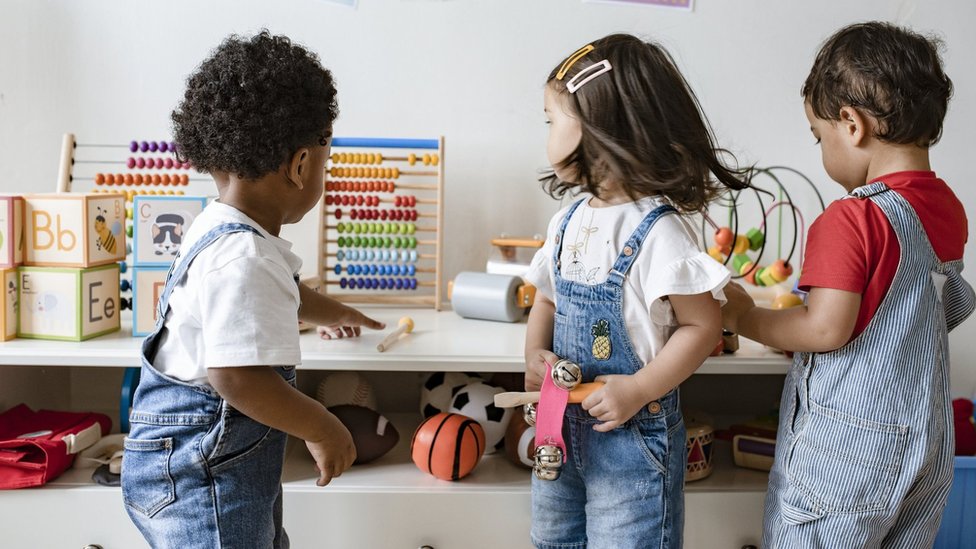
[532,198,686,549]
[763,182,975,549]
[122,222,294,549]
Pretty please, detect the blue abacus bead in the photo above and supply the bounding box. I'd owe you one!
[376,278,385,290]
[410,278,418,290]
[126,243,133,255]
[129,141,139,153]
[369,278,379,289]
[411,250,418,263]
[120,279,131,292]
[119,261,127,273]
[334,264,341,275]
[339,278,348,289]
[336,250,345,261]
[408,264,416,276]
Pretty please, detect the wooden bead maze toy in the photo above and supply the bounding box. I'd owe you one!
[321,137,445,309]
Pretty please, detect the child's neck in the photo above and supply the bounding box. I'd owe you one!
[864,142,932,184]
[588,180,654,207]
[213,173,286,236]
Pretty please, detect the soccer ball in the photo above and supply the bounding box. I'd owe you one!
[449,381,512,454]
[420,372,479,418]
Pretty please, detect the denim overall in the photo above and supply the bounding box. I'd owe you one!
[531,199,687,549]
[121,223,295,549]
[763,183,976,548]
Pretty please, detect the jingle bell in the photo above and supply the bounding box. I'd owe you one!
[551,359,582,391]
[523,402,537,426]
[534,444,564,481]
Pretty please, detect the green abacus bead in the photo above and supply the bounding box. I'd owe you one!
[393,236,403,248]
[746,228,764,251]
[732,254,752,273]
[407,223,416,235]
[368,236,377,247]
[353,236,362,247]
[409,236,417,249]
[384,237,392,248]
[126,225,134,237]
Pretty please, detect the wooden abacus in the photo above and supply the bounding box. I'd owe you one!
[320,137,444,309]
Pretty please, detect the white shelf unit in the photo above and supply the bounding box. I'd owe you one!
[0,306,788,548]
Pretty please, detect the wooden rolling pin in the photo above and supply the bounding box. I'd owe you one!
[493,382,604,408]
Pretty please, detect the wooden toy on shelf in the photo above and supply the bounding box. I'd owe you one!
[129,266,167,337]
[493,381,604,408]
[24,193,126,268]
[17,264,120,341]
[448,236,544,323]
[131,195,207,267]
[686,423,715,481]
[0,268,18,342]
[0,195,25,269]
[375,316,414,352]
[320,137,445,309]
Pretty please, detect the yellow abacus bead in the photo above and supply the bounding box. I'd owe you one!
[733,235,750,255]
[331,153,340,163]
[707,246,725,262]
[375,153,383,164]
[757,268,779,287]
[368,167,378,178]
[772,293,804,310]
[431,154,439,166]
[355,153,364,164]
[408,153,417,166]
[392,167,400,179]
[423,154,431,166]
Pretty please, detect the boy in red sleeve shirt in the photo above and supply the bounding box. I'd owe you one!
[723,22,975,547]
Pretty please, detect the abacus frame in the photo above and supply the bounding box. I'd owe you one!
[318,136,445,310]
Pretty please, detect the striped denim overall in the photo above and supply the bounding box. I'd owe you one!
[531,199,686,549]
[122,223,295,549]
[763,182,975,548]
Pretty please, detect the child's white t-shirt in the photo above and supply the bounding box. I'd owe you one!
[525,195,729,365]
[152,201,303,385]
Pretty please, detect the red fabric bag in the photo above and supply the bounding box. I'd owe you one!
[0,404,112,489]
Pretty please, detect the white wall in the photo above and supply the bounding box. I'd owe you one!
[2,0,975,397]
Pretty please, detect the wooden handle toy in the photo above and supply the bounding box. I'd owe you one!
[376,316,414,352]
[493,382,604,408]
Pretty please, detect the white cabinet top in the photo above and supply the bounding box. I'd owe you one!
[0,307,789,373]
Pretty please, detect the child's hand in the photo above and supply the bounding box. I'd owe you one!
[582,374,650,432]
[721,281,755,333]
[317,307,385,339]
[525,349,560,391]
[304,412,357,486]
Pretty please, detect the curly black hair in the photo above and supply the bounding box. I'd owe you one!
[172,31,338,180]
[803,22,952,147]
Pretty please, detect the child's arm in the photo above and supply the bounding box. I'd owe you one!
[208,366,355,487]
[297,283,386,338]
[524,293,559,391]
[722,281,860,352]
[582,291,722,432]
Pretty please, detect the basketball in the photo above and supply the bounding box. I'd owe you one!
[410,412,486,481]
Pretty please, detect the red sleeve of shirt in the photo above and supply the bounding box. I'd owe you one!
[798,199,871,294]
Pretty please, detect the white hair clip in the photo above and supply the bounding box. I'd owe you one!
[566,60,612,93]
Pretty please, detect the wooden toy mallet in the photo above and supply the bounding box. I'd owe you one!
[493,382,604,408]
[376,316,414,352]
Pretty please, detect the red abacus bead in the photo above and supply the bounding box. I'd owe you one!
[373,210,380,220]
[343,195,352,206]
[408,196,417,207]
[136,158,146,169]
[182,162,192,170]
[380,210,389,220]
[356,195,365,206]
[325,195,334,205]
[365,180,374,192]
[95,173,105,185]
[714,227,733,248]
[180,174,189,185]
[132,174,142,185]
[395,195,403,207]
[165,158,174,169]
[126,158,136,169]
[372,196,380,207]
[387,182,395,192]
[325,182,332,192]
[358,181,367,193]
[334,209,342,219]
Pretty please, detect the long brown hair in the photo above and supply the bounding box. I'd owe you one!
[542,34,749,212]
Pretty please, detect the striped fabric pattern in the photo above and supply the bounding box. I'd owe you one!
[763,182,975,548]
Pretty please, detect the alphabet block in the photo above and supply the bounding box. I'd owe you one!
[132,196,208,267]
[18,264,121,341]
[24,193,126,267]
[131,266,168,336]
[1,268,18,341]
[0,196,24,268]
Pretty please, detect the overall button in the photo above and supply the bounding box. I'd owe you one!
[623,245,634,256]
[647,401,661,413]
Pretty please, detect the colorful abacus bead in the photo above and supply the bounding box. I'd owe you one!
[714,227,733,248]
[746,228,764,251]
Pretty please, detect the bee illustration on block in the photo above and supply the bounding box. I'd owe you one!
[93,206,120,254]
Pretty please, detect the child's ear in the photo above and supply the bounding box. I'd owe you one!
[286,148,310,190]
[839,106,868,147]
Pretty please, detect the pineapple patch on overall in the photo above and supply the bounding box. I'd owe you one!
[591,319,612,360]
